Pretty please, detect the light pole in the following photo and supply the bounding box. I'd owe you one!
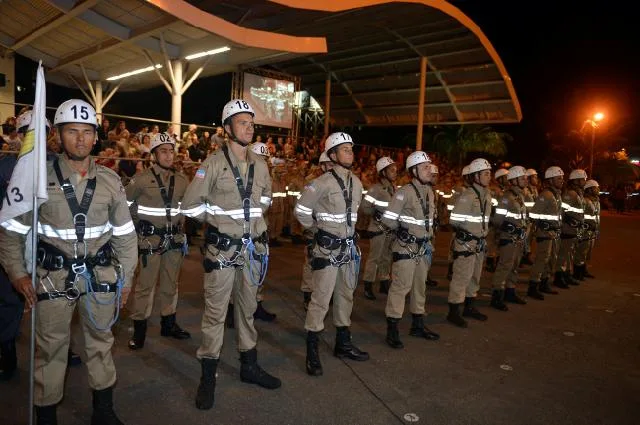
[587,112,604,174]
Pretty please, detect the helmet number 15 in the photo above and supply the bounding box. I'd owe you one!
[70,105,89,120]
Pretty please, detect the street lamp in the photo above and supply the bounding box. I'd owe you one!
[587,112,604,174]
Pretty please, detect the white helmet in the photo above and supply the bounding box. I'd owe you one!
[405,151,431,170]
[324,132,353,152]
[569,169,587,180]
[544,166,564,179]
[222,99,255,124]
[251,142,270,157]
[507,165,526,180]
[429,164,439,174]
[16,110,51,133]
[526,168,538,177]
[54,99,98,128]
[495,168,509,179]
[150,132,176,152]
[462,165,471,176]
[376,157,395,173]
[468,158,491,174]
[319,151,331,163]
[584,179,599,190]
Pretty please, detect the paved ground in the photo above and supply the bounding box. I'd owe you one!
[3,211,640,425]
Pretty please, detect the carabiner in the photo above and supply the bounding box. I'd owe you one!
[73,239,88,260]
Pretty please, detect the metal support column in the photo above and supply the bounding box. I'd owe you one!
[95,80,103,122]
[171,59,183,135]
[416,56,427,150]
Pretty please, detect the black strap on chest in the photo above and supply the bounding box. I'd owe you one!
[222,145,255,238]
[410,182,430,231]
[329,169,353,227]
[149,167,175,226]
[53,158,97,244]
[470,185,488,231]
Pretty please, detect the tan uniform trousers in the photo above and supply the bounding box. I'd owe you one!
[35,267,118,406]
[556,238,576,272]
[305,248,358,332]
[574,238,591,265]
[268,209,284,239]
[486,227,498,258]
[448,240,485,304]
[197,248,262,359]
[300,248,313,293]
[362,233,393,283]
[130,249,183,320]
[385,255,429,318]
[491,240,524,290]
[530,238,559,282]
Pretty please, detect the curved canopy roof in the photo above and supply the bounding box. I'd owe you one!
[0,0,521,126]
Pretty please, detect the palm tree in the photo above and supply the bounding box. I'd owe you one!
[431,125,510,166]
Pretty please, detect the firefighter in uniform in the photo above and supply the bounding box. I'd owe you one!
[295,132,369,377]
[425,163,439,287]
[485,168,508,272]
[182,99,280,411]
[573,179,600,280]
[300,152,333,310]
[381,151,440,349]
[0,99,138,424]
[446,158,493,328]
[126,132,190,350]
[361,156,397,299]
[554,169,587,288]
[445,165,471,280]
[520,168,539,266]
[267,144,287,248]
[489,166,536,311]
[288,168,306,244]
[528,166,564,294]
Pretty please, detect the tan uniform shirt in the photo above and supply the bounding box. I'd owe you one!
[381,178,434,239]
[125,164,189,247]
[0,155,138,287]
[180,146,272,237]
[530,187,562,238]
[492,186,528,240]
[295,165,363,239]
[450,183,492,238]
[560,188,585,237]
[362,179,395,232]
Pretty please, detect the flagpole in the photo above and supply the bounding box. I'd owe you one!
[29,193,38,425]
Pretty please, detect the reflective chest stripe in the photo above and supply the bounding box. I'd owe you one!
[295,204,313,216]
[495,208,526,220]
[524,201,535,208]
[398,215,433,227]
[0,219,135,239]
[529,213,561,221]
[315,212,358,223]
[272,192,288,198]
[364,194,389,207]
[561,202,584,214]
[137,205,181,217]
[450,213,485,223]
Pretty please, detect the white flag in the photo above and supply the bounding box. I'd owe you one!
[0,61,48,223]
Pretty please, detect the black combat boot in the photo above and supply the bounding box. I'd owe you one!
[240,348,281,389]
[527,281,545,300]
[572,264,586,281]
[225,303,235,329]
[306,331,323,376]
[303,292,311,311]
[490,289,509,311]
[254,301,277,322]
[363,281,376,300]
[91,386,124,425]
[385,317,404,349]
[160,314,191,339]
[462,297,488,321]
[334,327,370,361]
[0,339,17,380]
[36,404,57,425]
[446,303,468,328]
[447,263,453,281]
[128,319,147,350]
[195,358,218,410]
[583,265,595,279]
[539,277,558,294]
[505,288,527,305]
[409,314,440,340]
[379,280,390,295]
[564,270,580,286]
[553,272,570,289]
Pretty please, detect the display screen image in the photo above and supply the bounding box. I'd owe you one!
[242,72,295,128]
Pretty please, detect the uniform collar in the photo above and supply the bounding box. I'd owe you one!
[225,143,255,167]
[331,164,351,180]
[58,153,97,182]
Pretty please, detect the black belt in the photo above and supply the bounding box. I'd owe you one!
[392,252,417,262]
[560,233,577,240]
[453,250,475,259]
[37,241,114,271]
[205,226,267,251]
[368,230,385,238]
[315,229,356,251]
[137,220,181,237]
[537,221,560,232]
[455,229,485,243]
[37,281,118,302]
[139,240,184,256]
[563,216,583,228]
[310,255,353,271]
[202,250,264,273]
[499,238,517,247]
[396,228,430,245]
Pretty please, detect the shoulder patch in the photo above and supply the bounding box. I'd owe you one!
[195,168,206,179]
[395,192,404,201]
[305,184,316,192]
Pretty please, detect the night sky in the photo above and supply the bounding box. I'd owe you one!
[14,2,638,166]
